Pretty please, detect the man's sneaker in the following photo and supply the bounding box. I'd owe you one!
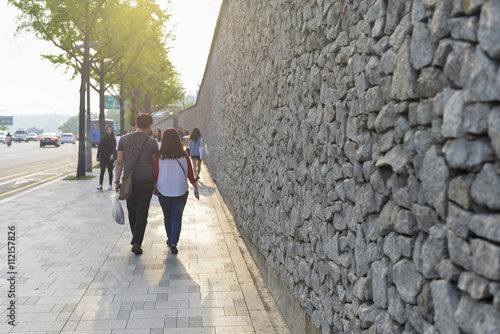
[97,185,103,190]
[131,244,143,255]
[171,245,178,254]
[108,184,112,190]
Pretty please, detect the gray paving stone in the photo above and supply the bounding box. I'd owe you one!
[1,167,289,333]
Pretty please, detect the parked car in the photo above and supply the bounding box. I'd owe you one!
[0,131,6,143]
[39,133,60,147]
[61,133,76,144]
[27,133,38,141]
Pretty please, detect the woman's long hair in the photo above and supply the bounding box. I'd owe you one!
[159,128,185,160]
[105,126,115,139]
[190,127,202,143]
[153,128,162,141]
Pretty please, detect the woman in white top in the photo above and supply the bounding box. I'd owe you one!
[154,128,199,254]
[153,128,162,149]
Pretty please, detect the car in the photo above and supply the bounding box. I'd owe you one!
[27,133,38,141]
[39,133,61,147]
[61,133,76,144]
[0,131,6,143]
[14,129,28,142]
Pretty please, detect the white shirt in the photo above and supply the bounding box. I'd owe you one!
[156,156,189,197]
[115,135,121,150]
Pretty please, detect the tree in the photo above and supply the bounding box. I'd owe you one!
[106,0,184,132]
[8,0,110,177]
[58,115,79,134]
[165,92,197,116]
[59,113,97,134]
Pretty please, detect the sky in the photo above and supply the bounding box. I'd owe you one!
[0,0,223,117]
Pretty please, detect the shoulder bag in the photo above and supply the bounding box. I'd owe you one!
[118,135,150,200]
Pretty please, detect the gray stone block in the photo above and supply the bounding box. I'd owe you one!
[388,285,407,324]
[447,229,473,271]
[422,225,448,278]
[446,202,472,239]
[417,67,450,98]
[429,0,453,39]
[471,238,500,280]
[379,200,396,236]
[488,107,500,158]
[466,48,500,102]
[392,37,418,101]
[411,23,437,70]
[450,16,478,42]
[393,259,424,304]
[462,0,487,15]
[478,0,500,59]
[447,174,475,210]
[443,137,495,171]
[372,257,390,308]
[433,38,453,67]
[431,280,461,334]
[413,203,439,233]
[381,48,397,75]
[442,90,464,138]
[455,294,500,333]
[384,232,402,264]
[457,271,491,300]
[376,145,410,174]
[438,259,461,282]
[444,43,474,87]
[470,163,500,210]
[420,146,449,218]
[394,209,419,236]
[469,213,500,243]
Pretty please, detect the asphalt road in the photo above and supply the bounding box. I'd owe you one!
[0,140,96,198]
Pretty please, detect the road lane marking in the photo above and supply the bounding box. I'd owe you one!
[0,161,77,181]
[0,171,29,180]
[0,172,69,198]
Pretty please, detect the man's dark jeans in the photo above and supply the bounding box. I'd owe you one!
[126,179,154,246]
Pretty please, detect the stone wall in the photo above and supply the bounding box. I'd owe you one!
[179,0,500,333]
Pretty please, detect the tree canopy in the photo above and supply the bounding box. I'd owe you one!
[8,0,184,176]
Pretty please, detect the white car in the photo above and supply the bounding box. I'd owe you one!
[14,129,28,142]
[27,133,39,141]
[0,131,6,143]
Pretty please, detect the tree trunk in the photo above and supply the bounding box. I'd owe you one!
[99,59,106,140]
[120,81,125,134]
[145,94,151,114]
[77,29,90,178]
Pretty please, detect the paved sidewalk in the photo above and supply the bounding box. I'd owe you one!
[0,166,290,334]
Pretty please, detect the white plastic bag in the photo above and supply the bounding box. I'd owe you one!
[199,142,208,160]
[111,193,125,225]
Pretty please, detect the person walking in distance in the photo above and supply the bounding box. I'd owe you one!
[115,113,158,255]
[97,126,117,190]
[189,128,205,181]
[153,128,162,149]
[154,128,199,254]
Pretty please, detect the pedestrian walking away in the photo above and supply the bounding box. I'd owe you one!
[189,127,205,181]
[154,128,199,254]
[115,113,158,255]
[97,126,117,190]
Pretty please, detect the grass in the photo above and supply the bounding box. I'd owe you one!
[93,163,100,168]
[63,175,96,181]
